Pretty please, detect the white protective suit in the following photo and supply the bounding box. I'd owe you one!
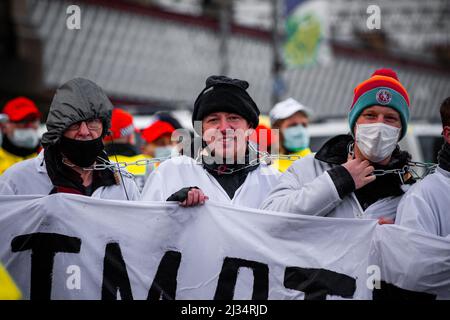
[141,155,280,208]
[0,151,140,200]
[396,167,450,237]
[261,153,411,220]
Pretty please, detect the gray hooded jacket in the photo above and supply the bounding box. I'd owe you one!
[0,78,140,200]
[41,78,113,146]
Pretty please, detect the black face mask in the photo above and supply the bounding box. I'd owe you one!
[59,136,104,168]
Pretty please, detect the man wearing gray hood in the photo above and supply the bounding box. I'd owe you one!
[0,78,140,200]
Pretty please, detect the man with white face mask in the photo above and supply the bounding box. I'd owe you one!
[261,69,415,221]
[0,97,42,175]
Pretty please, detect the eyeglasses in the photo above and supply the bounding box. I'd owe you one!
[67,119,102,131]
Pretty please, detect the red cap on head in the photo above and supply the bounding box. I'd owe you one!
[2,97,41,122]
[141,120,175,144]
[103,108,134,141]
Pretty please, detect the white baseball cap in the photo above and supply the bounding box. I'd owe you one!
[269,98,311,125]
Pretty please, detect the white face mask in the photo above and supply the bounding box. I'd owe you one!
[10,128,40,149]
[355,123,400,163]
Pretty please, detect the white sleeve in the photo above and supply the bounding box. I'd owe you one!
[140,168,166,201]
[124,177,141,201]
[396,193,439,235]
[0,171,17,195]
[260,161,343,216]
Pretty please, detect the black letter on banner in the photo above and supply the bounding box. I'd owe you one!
[11,233,81,300]
[101,242,133,300]
[147,250,182,300]
[284,267,356,300]
[214,257,269,300]
[373,281,436,300]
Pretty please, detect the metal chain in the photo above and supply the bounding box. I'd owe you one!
[371,162,437,180]
[83,156,172,171]
[197,144,270,175]
[79,152,438,180]
[407,161,437,179]
[372,166,408,177]
[270,154,303,161]
[211,159,260,175]
[408,161,438,171]
[81,155,437,170]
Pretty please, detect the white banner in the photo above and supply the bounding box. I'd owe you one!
[369,224,450,300]
[0,194,448,300]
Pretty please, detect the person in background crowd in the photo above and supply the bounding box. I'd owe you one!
[270,98,312,172]
[141,75,280,208]
[141,119,177,161]
[0,78,140,200]
[396,97,450,237]
[152,111,193,157]
[103,108,151,191]
[0,97,42,174]
[262,69,415,222]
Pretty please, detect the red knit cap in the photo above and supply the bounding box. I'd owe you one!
[348,68,411,139]
[103,108,134,141]
[351,69,410,108]
[2,97,41,122]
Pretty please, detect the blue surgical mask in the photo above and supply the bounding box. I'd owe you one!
[154,146,176,160]
[10,128,40,149]
[283,124,310,152]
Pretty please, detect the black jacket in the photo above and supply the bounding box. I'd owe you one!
[316,135,415,210]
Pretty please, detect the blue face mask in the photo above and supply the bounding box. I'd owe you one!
[10,128,40,149]
[154,146,175,160]
[283,124,310,152]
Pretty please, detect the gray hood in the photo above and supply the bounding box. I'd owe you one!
[41,78,113,146]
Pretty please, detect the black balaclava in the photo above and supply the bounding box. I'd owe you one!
[59,136,104,168]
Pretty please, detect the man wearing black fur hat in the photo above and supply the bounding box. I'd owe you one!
[0,78,140,200]
[141,75,279,208]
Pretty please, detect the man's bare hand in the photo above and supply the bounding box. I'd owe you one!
[180,188,209,207]
[342,155,376,190]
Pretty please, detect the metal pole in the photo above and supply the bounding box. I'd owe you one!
[271,0,284,106]
[219,0,230,76]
